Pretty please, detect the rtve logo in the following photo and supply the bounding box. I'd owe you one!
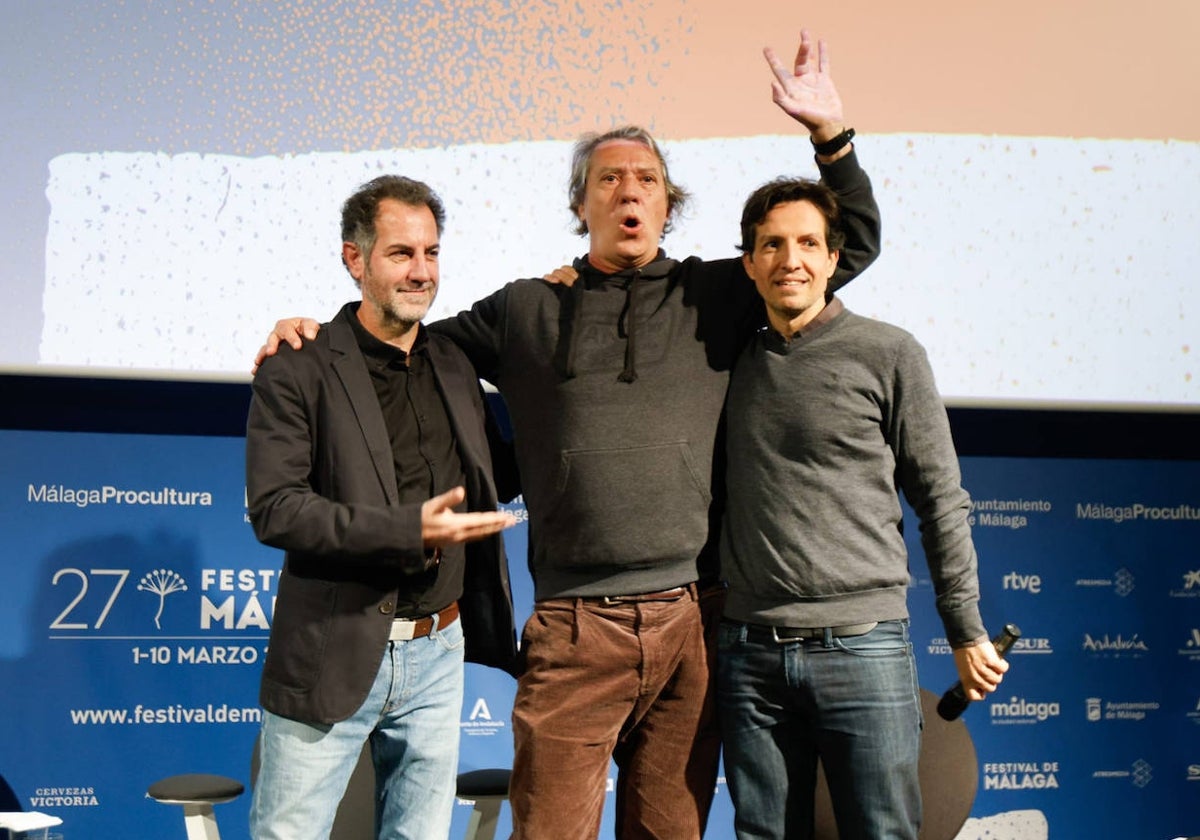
[1002,572,1042,594]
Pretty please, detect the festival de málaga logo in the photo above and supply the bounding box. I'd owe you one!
[137,569,188,629]
[982,760,1059,790]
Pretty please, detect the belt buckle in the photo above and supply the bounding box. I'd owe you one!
[771,626,816,644]
[389,619,418,641]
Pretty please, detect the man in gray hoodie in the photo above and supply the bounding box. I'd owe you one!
[257,30,881,840]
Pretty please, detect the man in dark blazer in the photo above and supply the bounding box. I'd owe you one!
[245,174,518,840]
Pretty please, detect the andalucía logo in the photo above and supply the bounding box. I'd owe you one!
[1179,628,1200,661]
[1081,632,1149,658]
[461,697,505,737]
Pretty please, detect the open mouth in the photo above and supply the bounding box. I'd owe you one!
[621,215,642,232]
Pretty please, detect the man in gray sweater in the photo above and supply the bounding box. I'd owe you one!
[717,177,1008,840]
[257,31,882,840]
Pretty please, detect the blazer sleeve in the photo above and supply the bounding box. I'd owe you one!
[245,350,434,575]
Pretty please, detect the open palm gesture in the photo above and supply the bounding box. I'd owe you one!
[764,29,844,134]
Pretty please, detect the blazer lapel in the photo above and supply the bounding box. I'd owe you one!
[327,308,399,505]
[427,336,486,476]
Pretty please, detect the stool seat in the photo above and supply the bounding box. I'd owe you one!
[147,774,244,840]
[455,769,510,799]
[456,769,511,840]
[148,773,244,805]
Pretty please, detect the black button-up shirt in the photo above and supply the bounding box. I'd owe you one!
[348,310,466,617]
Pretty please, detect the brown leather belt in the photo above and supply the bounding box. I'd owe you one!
[389,601,459,641]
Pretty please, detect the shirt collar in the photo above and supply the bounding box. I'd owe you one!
[346,303,427,367]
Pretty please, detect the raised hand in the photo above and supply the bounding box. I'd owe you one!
[764,29,845,138]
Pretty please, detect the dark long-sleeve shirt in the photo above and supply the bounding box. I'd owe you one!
[432,151,882,599]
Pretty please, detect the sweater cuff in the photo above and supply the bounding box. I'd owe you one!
[815,147,866,193]
[941,603,987,648]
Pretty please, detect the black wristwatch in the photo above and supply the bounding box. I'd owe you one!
[811,127,855,157]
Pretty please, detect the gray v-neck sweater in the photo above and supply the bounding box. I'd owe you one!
[720,299,986,645]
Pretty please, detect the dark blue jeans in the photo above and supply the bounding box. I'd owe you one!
[717,619,922,840]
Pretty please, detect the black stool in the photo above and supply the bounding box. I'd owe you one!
[146,773,244,840]
[456,769,511,840]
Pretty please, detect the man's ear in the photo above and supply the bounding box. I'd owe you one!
[343,241,364,281]
[829,249,841,276]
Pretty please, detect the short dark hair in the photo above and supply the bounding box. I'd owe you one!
[340,175,446,267]
[567,125,691,236]
[737,177,846,254]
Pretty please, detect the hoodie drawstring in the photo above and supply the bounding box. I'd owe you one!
[617,270,641,383]
[555,255,678,384]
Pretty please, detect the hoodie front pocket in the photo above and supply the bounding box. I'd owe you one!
[539,441,712,568]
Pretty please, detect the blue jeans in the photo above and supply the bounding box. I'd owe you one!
[250,617,465,840]
[717,619,921,840]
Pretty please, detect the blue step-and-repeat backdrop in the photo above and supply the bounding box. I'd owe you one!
[0,377,1197,839]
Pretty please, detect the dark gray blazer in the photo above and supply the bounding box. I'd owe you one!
[246,303,517,725]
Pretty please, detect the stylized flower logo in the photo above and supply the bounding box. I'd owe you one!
[137,569,188,629]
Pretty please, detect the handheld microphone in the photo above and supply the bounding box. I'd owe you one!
[936,623,1021,721]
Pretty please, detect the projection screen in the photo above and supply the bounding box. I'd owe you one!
[2,0,1197,406]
